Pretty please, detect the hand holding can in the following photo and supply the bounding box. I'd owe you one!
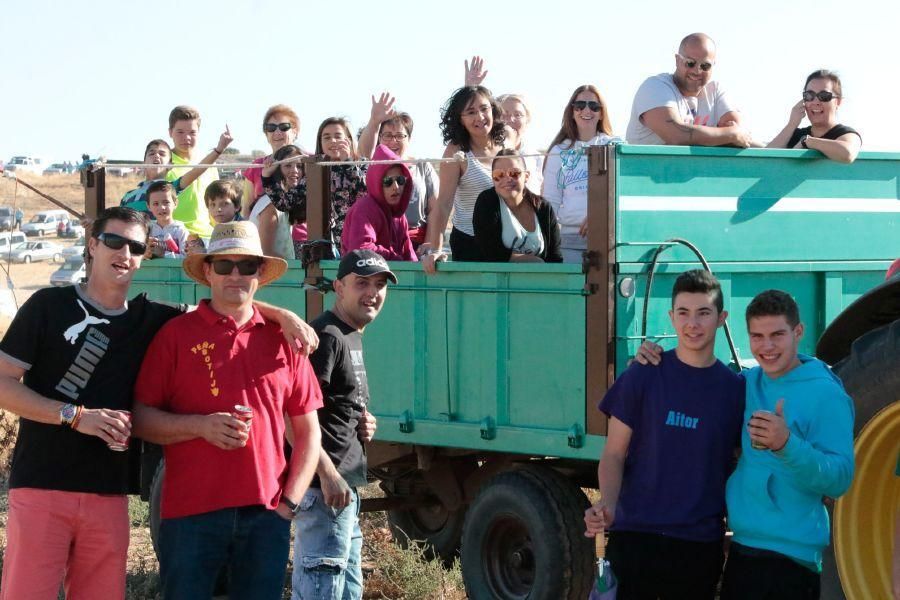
[233,405,253,436]
[108,410,131,452]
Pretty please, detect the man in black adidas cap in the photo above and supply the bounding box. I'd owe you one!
[291,249,396,599]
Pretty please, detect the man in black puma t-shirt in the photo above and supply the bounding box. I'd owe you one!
[292,249,397,600]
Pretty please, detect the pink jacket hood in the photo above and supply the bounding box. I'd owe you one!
[365,145,413,217]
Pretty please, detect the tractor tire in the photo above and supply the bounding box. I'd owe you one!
[460,464,594,600]
[825,319,900,600]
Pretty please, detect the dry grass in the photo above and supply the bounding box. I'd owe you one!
[0,172,139,216]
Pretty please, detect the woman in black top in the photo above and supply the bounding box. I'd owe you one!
[767,69,861,163]
[473,149,562,263]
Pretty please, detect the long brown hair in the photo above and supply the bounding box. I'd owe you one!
[547,85,613,150]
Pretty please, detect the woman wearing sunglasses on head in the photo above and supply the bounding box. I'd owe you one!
[240,105,302,218]
[421,85,507,274]
[341,144,417,261]
[767,70,861,163]
[473,149,562,263]
[543,85,619,263]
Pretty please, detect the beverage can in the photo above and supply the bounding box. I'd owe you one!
[749,409,772,450]
[233,404,253,422]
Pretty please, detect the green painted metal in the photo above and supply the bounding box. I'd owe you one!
[124,146,897,464]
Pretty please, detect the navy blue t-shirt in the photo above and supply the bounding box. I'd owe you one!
[600,350,744,542]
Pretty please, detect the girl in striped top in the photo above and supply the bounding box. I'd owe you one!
[422,85,506,273]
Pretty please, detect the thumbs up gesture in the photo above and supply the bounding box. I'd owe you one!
[748,398,791,452]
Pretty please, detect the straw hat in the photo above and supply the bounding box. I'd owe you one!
[183,221,288,287]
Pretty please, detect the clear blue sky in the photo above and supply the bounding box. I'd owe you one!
[0,0,892,164]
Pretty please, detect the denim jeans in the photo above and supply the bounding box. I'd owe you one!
[159,505,291,600]
[560,232,586,264]
[292,487,362,600]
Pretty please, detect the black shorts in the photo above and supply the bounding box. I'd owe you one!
[720,542,820,600]
[606,530,724,600]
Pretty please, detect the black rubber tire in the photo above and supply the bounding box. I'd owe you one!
[460,464,594,600]
[821,318,900,600]
[387,496,466,566]
[22,255,31,264]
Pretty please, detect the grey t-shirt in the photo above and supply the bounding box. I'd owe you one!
[626,73,737,145]
[406,161,438,229]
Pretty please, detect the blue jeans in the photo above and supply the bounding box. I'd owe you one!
[560,232,586,264]
[159,505,291,600]
[292,487,362,600]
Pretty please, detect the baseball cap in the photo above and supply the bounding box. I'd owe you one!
[336,249,398,283]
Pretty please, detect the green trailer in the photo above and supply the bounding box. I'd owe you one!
[116,144,898,600]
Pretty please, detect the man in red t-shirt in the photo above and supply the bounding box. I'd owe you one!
[133,221,322,600]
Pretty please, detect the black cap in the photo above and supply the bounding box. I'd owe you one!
[336,249,398,284]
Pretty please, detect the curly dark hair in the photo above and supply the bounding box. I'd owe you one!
[746,289,800,328]
[439,86,506,151]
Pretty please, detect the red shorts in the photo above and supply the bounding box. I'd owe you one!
[0,488,129,600]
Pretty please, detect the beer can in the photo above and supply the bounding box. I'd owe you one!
[233,404,253,422]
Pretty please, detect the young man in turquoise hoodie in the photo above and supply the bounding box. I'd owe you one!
[720,289,855,600]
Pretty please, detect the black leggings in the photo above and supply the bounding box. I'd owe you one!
[449,227,480,262]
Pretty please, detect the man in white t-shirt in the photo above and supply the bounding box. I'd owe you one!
[626,33,753,147]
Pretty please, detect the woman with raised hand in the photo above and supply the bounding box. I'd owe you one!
[254,144,304,259]
[358,94,439,251]
[473,149,561,263]
[421,86,506,273]
[543,85,618,263]
[265,117,367,249]
[767,70,861,163]
[498,94,543,196]
[240,105,301,218]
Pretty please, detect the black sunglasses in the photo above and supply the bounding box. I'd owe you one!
[382,175,408,187]
[572,100,602,113]
[264,122,293,133]
[802,90,839,102]
[678,53,714,72]
[206,258,262,276]
[96,232,147,255]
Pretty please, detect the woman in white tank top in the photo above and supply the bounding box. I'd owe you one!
[421,85,507,273]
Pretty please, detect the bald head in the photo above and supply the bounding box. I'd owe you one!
[679,33,716,55]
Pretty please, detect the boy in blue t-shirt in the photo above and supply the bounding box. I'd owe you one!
[584,269,744,599]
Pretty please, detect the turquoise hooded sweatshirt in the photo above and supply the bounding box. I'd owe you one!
[725,355,855,570]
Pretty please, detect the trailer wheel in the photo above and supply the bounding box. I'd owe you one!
[826,319,900,600]
[387,498,465,565]
[460,465,593,600]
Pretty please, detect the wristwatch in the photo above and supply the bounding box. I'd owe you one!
[59,403,78,427]
[281,496,302,516]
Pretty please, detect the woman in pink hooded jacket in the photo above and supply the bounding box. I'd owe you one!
[341,145,418,261]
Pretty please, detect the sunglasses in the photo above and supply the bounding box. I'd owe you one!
[492,169,523,182]
[382,175,408,187]
[677,53,714,72]
[96,232,147,255]
[206,258,263,276]
[264,122,293,133]
[802,90,839,102]
[572,100,602,113]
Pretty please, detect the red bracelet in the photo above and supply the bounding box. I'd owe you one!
[70,405,84,430]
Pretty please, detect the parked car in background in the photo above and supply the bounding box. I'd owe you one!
[3,156,43,177]
[22,209,68,236]
[10,240,62,263]
[57,218,85,238]
[50,256,86,287]
[61,236,86,259]
[0,207,15,231]
[43,163,68,175]
[0,231,27,259]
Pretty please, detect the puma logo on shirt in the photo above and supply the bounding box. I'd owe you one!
[63,300,110,344]
[665,410,699,430]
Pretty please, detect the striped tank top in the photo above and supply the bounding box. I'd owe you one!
[452,151,494,236]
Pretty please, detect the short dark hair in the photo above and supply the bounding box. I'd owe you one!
[168,105,201,129]
[439,86,506,151]
[746,289,800,328]
[805,69,842,98]
[204,179,242,211]
[378,113,415,139]
[90,207,150,241]
[143,139,172,160]
[146,180,177,202]
[671,269,724,313]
